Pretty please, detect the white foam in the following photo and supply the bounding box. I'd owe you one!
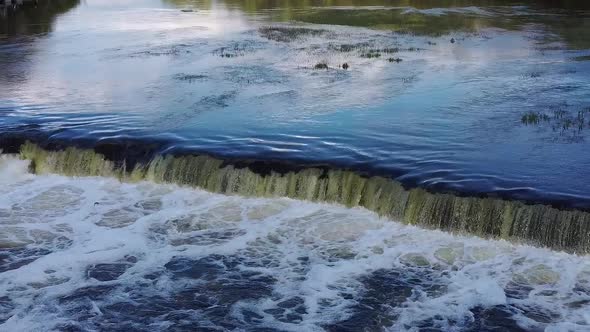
[0,166,588,331]
[0,155,31,187]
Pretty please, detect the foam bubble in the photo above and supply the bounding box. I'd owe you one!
[0,168,588,331]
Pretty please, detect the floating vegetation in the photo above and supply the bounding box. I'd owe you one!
[173,74,208,83]
[223,65,286,85]
[130,44,192,57]
[258,26,326,42]
[314,61,329,70]
[572,55,590,61]
[521,112,550,125]
[213,41,260,58]
[194,91,237,109]
[329,42,371,52]
[369,47,403,54]
[360,52,381,59]
[521,71,543,79]
[327,44,419,64]
[528,72,542,78]
[17,142,590,254]
[521,107,590,142]
[213,47,244,58]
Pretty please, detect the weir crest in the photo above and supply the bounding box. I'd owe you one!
[16,141,590,254]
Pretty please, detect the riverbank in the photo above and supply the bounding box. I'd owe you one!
[0,0,38,10]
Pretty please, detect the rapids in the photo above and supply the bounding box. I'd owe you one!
[0,155,588,331]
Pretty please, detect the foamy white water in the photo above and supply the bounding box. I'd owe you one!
[0,156,588,331]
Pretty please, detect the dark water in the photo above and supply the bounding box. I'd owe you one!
[0,164,588,331]
[1,0,590,208]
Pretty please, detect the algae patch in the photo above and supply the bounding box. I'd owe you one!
[259,26,326,42]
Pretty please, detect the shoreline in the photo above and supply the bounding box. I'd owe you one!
[0,0,38,9]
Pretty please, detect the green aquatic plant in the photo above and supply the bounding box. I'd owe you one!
[329,43,371,52]
[521,107,590,142]
[174,74,208,82]
[388,57,403,63]
[521,112,550,125]
[212,41,260,58]
[361,47,419,60]
[17,142,590,254]
[213,47,243,58]
[369,48,401,54]
[529,72,542,78]
[314,61,328,70]
[360,52,381,59]
[258,26,325,42]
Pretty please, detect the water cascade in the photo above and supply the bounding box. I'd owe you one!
[18,142,590,254]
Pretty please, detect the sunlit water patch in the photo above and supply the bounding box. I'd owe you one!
[0,156,588,331]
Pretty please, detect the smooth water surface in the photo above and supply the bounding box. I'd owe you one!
[1,0,590,206]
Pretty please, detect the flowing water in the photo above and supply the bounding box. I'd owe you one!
[1,0,590,331]
[1,156,589,331]
[1,0,590,206]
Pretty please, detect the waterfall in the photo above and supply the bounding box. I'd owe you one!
[18,141,590,254]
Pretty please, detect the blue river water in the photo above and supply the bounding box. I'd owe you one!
[1,0,590,207]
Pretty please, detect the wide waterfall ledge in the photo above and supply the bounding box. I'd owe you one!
[11,141,590,255]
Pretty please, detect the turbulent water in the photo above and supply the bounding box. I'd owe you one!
[15,142,590,255]
[0,156,589,331]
